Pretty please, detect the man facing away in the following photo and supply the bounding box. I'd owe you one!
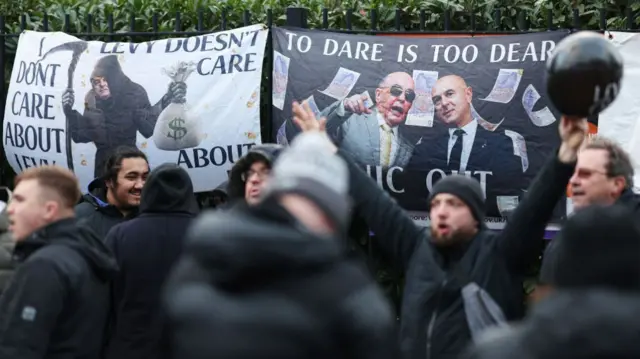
[75,146,150,240]
[464,204,640,359]
[103,163,198,359]
[0,166,118,359]
[163,131,398,359]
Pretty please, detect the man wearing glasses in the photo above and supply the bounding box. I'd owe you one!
[535,136,639,302]
[227,144,284,205]
[320,71,417,169]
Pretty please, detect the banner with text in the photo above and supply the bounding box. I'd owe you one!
[272,27,569,226]
[599,32,640,193]
[3,24,267,192]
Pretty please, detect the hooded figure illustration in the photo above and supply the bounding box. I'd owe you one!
[62,54,187,178]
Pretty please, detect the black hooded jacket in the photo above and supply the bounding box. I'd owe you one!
[65,54,168,178]
[103,163,198,359]
[0,218,119,359]
[463,290,640,359]
[163,198,398,359]
[75,177,134,241]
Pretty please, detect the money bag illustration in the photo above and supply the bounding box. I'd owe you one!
[152,61,203,151]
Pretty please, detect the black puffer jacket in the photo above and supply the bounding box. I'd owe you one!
[75,178,134,240]
[163,198,398,359]
[338,149,574,359]
[0,218,119,359]
[463,290,640,359]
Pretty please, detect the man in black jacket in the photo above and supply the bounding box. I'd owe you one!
[103,163,198,359]
[163,131,398,359]
[0,166,119,358]
[291,101,588,359]
[76,146,150,240]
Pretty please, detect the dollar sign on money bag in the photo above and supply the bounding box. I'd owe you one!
[167,118,187,140]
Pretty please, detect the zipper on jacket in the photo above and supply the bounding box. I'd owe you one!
[426,278,447,359]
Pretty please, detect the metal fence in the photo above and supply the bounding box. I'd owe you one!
[0,6,638,184]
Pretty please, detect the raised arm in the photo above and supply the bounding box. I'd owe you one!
[292,101,426,271]
[497,117,585,273]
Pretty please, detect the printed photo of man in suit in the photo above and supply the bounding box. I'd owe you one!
[409,74,524,216]
[319,72,418,169]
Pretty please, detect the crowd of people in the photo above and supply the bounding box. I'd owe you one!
[0,101,637,359]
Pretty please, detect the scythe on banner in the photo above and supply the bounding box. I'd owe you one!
[38,41,89,172]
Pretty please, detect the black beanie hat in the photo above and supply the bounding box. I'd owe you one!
[427,175,486,226]
[550,204,640,290]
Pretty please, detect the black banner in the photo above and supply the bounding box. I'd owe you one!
[272,27,570,222]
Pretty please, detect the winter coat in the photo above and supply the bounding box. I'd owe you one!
[0,218,119,359]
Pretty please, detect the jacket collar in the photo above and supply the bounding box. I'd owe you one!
[13,218,78,263]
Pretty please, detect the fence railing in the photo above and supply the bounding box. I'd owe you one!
[0,6,638,184]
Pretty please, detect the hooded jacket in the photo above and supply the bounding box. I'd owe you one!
[337,148,575,359]
[163,198,398,359]
[0,218,119,359]
[227,144,283,201]
[66,54,168,178]
[463,290,640,359]
[104,163,198,359]
[75,177,133,241]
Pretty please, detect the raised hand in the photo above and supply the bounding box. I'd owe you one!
[292,101,337,153]
[343,93,372,115]
[62,89,75,109]
[292,100,326,133]
[558,115,589,163]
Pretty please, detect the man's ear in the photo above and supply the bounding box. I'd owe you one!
[465,86,473,103]
[613,176,626,196]
[43,200,60,221]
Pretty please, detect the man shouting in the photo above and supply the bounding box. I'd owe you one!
[62,54,186,178]
[318,71,417,169]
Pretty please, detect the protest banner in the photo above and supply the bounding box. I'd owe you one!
[3,24,268,192]
[272,27,569,227]
[599,31,640,193]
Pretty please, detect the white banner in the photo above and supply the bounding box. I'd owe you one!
[600,31,640,190]
[3,24,268,192]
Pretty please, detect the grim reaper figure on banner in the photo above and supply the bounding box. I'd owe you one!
[53,48,186,178]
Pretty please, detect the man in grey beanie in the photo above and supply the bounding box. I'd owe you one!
[163,130,397,359]
[291,101,590,359]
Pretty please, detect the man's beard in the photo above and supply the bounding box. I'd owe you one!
[113,184,141,210]
[430,226,476,246]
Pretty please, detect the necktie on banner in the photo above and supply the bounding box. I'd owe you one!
[449,128,466,171]
[380,124,393,167]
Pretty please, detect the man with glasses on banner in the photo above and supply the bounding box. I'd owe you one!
[319,71,418,169]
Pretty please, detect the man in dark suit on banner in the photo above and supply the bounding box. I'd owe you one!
[409,74,524,217]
